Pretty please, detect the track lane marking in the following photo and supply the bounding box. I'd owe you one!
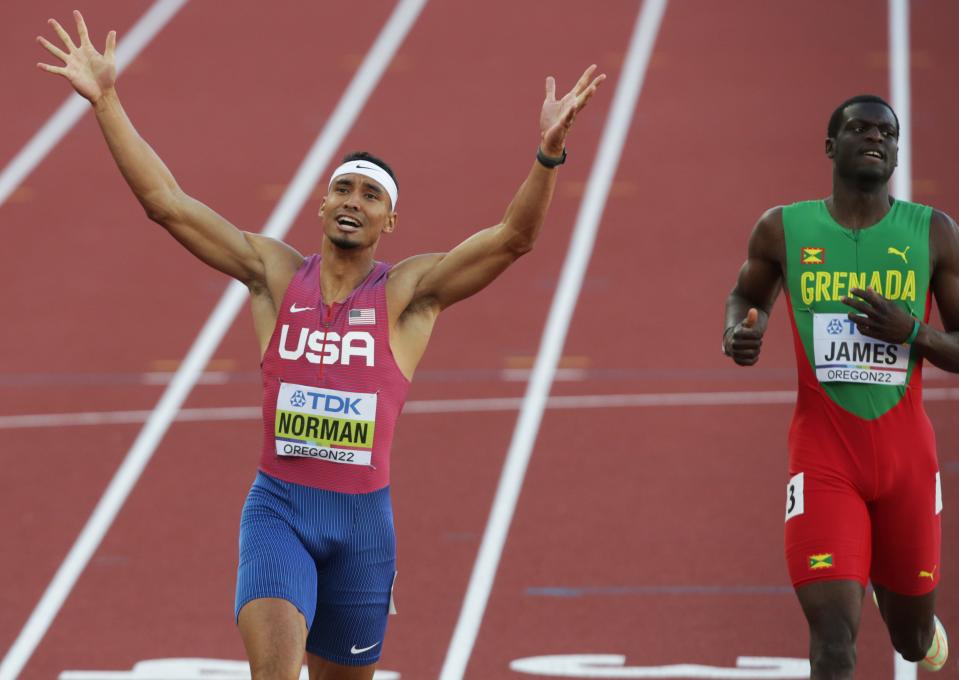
[438,1,670,678]
[0,0,189,209]
[3,387,959,430]
[889,0,911,203]
[0,1,428,677]
[890,2,918,679]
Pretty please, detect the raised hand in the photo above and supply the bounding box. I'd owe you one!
[842,288,917,344]
[37,11,116,104]
[540,65,606,156]
[725,308,765,366]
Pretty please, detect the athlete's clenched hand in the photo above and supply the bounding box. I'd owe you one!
[842,287,917,344]
[724,308,765,366]
[37,10,116,104]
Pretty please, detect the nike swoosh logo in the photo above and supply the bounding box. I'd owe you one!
[350,642,380,655]
[355,164,375,170]
[289,304,315,313]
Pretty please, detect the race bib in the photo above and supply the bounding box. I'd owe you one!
[785,473,804,522]
[274,382,376,466]
[812,313,909,385]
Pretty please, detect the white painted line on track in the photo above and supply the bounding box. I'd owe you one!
[889,0,911,202]
[889,4,919,679]
[0,0,189,209]
[4,387,959,431]
[437,1,670,678]
[0,1,427,677]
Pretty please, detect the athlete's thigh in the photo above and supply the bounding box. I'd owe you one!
[796,579,865,638]
[307,654,376,680]
[870,454,941,595]
[307,487,396,666]
[236,473,321,628]
[239,597,308,679]
[784,471,871,588]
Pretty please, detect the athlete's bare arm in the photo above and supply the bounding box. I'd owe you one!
[385,65,605,375]
[723,207,785,366]
[920,211,959,371]
[37,12,301,351]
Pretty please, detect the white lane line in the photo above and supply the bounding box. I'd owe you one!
[4,387,959,431]
[890,3,918,678]
[0,1,427,678]
[437,1,670,678]
[889,0,911,202]
[0,0,189,208]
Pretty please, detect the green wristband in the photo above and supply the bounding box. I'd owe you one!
[904,319,921,345]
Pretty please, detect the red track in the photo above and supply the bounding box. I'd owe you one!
[1,1,957,678]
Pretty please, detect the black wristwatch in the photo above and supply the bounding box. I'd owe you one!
[536,147,567,168]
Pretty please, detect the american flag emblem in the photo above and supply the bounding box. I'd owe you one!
[349,308,376,325]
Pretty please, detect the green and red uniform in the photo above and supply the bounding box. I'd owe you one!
[782,199,942,594]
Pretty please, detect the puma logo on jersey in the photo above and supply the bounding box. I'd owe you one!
[888,246,910,264]
[278,324,374,366]
[918,566,937,581]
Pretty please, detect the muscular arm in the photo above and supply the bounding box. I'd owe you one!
[393,157,561,315]
[723,207,785,365]
[913,210,959,372]
[390,66,605,315]
[38,12,302,292]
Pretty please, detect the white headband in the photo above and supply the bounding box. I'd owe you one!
[328,160,398,210]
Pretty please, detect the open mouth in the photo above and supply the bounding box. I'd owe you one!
[336,215,362,231]
[861,149,884,160]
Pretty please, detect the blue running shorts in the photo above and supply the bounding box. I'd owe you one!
[235,471,396,665]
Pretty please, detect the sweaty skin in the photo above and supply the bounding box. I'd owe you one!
[38,11,604,680]
[723,101,959,680]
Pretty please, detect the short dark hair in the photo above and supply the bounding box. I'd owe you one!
[341,151,399,191]
[827,95,899,138]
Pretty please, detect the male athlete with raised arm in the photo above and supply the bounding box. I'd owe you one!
[38,11,604,680]
[723,94,957,678]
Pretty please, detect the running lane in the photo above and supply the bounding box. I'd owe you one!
[1,0,399,676]
[911,0,959,670]
[468,1,959,679]
[4,0,621,678]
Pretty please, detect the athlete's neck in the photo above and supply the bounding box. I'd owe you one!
[827,179,893,230]
[319,239,376,305]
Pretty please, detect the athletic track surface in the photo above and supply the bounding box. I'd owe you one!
[1,1,958,679]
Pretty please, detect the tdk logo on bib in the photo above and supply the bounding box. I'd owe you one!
[278,324,374,366]
[290,390,363,416]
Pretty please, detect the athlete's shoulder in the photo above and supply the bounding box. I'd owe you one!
[388,253,443,283]
[745,206,787,263]
[242,233,305,296]
[929,208,959,268]
[246,233,305,268]
[754,205,787,234]
[930,208,959,231]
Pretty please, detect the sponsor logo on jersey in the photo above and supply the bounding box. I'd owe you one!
[278,324,374,366]
[918,566,937,581]
[801,247,825,264]
[808,553,833,570]
[888,245,910,264]
[799,269,916,305]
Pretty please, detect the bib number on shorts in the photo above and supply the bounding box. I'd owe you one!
[275,382,376,466]
[785,473,805,522]
[812,313,908,385]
